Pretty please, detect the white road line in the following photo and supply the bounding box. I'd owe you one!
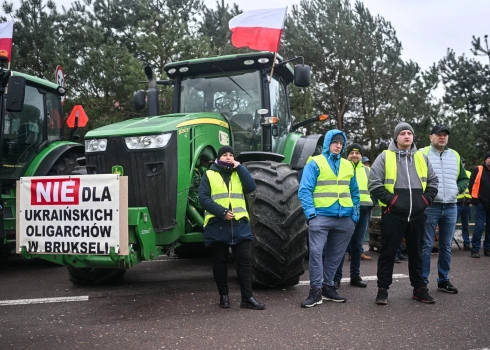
[0,296,89,306]
[297,274,409,286]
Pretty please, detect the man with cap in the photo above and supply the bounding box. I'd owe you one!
[456,157,473,251]
[198,145,265,310]
[369,122,439,305]
[420,125,468,294]
[298,129,360,307]
[332,143,374,289]
[468,152,490,258]
[362,156,371,167]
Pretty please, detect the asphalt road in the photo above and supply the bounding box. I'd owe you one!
[0,247,489,350]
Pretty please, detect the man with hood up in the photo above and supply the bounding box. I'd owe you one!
[368,122,439,305]
[298,129,360,308]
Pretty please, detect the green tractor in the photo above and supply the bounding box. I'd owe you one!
[22,52,326,287]
[0,69,84,259]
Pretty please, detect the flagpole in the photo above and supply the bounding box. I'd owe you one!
[268,7,287,84]
[269,52,278,83]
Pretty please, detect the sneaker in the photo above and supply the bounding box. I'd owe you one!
[322,285,347,302]
[350,275,367,288]
[413,287,436,304]
[219,294,230,308]
[333,280,341,290]
[463,244,471,251]
[301,287,323,308]
[471,251,480,258]
[375,288,388,305]
[398,254,408,261]
[437,281,458,294]
[394,257,401,264]
[484,250,490,257]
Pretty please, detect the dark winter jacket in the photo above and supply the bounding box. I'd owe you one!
[198,162,256,245]
[469,164,490,209]
[368,139,439,222]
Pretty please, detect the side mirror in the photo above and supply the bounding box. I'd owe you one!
[133,90,146,110]
[294,65,311,87]
[6,76,26,112]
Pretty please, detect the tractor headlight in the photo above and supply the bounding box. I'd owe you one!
[85,139,108,152]
[125,133,172,150]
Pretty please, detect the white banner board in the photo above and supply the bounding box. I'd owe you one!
[16,175,128,255]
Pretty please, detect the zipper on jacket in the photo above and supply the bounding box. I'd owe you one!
[406,155,412,222]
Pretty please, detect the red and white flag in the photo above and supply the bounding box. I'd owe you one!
[229,8,287,53]
[0,21,13,62]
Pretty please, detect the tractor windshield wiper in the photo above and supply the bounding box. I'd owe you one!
[212,66,253,99]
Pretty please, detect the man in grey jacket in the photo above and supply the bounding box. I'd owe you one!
[420,125,468,294]
[369,122,439,305]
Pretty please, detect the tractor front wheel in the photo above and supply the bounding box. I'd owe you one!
[67,267,126,286]
[244,161,308,288]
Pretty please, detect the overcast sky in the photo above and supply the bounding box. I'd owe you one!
[50,0,489,70]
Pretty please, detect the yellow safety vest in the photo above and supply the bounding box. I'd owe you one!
[204,170,250,226]
[457,170,472,200]
[311,155,354,208]
[379,150,428,207]
[354,162,373,206]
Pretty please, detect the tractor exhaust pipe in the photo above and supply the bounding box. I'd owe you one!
[144,65,159,117]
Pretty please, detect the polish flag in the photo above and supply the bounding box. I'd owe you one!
[0,22,13,62]
[229,8,287,53]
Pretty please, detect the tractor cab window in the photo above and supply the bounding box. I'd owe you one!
[269,75,289,152]
[1,85,45,179]
[46,93,63,141]
[180,71,262,154]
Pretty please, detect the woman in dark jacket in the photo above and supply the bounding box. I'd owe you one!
[198,145,265,310]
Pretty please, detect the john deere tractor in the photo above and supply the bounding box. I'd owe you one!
[0,69,85,259]
[22,52,326,287]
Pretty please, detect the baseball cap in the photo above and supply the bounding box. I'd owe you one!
[430,125,450,135]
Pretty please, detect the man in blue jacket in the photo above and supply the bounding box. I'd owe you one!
[298,129,360,308]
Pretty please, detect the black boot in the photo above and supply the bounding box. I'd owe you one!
[350,275,367,288]
[240,296,265,310]
[219,295,230,308]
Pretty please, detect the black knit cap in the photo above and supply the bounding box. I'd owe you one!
[217,145,235,159]
[346,143,363,157]
[485,152,490,162]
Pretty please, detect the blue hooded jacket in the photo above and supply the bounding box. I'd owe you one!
[298,129,360,222]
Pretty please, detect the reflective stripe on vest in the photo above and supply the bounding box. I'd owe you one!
[457,170,472,200]
[355,162,373,206]
[311,155,354,208]
[471,166,483,199]
[379,150,428,207]
[204,170,250,226]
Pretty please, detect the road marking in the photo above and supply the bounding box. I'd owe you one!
[0,296,89,306]
[297,274,409,286]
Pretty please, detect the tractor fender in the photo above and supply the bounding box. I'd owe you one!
[235,151,285,164]
[33,144,85,176]
[290,134,324,170]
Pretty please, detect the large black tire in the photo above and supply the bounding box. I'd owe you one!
[244,161,308,288]
[47,152,83,176]
[67,267,126,285]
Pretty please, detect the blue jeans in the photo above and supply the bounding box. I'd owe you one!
[422,203,457,284]
[334,206,372,280]
[471,204,490,252]
[457,205,472,246]
[308,216,355,289]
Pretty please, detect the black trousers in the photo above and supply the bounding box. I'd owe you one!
[211,240,253,299]
[377,213,425,290]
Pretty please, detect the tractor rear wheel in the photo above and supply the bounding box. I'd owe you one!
[47,152,83,176]
[67,267,126,285]
[244,161,308,288]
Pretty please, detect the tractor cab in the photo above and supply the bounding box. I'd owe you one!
[164,52,309,155]
[1,72,64,180]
